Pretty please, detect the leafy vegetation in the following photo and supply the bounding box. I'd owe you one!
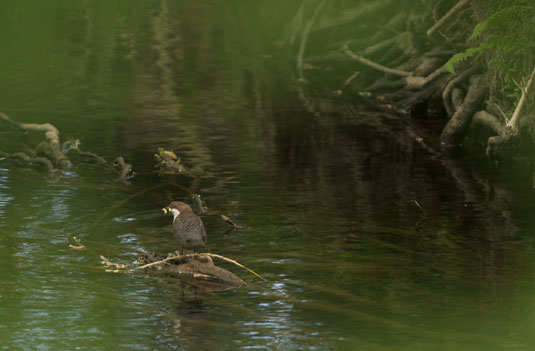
[445,1,535,101]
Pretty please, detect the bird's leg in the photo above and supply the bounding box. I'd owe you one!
[180,246,184,256]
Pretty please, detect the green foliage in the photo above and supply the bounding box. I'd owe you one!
[444,0,535,100]
[445,48,482,74]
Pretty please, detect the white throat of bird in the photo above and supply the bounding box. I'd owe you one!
[170,208,180,222]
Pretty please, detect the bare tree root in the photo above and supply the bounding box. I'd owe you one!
[471,110,505,137]
[343,42,411,77]
[427,0,470,37]
[486,134,516,162]
[442,65,482,116]
[441,74,489,147]
[412,57,444,77]
[398,73,451,109]
[405,66,449,90]
[451,88,465,111]
[360,49,450,102]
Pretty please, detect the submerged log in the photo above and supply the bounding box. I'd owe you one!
[139,254,246,290]
[101,251,262,291]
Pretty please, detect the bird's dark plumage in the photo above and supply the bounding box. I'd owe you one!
[162,201,206,254]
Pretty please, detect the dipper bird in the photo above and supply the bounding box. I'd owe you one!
[162,201,207,254]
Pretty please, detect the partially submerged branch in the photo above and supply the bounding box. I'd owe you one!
[101,250,264,289]
[133,252,264,281]
[0,112,72,169]
[221,214,241,230]
[113,157,134,183]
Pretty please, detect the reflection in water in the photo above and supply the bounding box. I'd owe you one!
[0,0,534,350]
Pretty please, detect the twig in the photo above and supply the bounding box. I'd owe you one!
[506,68,535,132]
[411,200,426,215]
[132,254,182,270]
[339,70,360,91]
[427,0,470,37]
[343,42,411,77]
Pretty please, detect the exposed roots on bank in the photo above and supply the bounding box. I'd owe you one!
[284,0,535,167]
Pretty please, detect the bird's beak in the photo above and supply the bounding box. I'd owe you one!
[162,207,169,214]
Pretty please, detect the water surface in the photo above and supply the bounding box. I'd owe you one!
[0,1,534,350]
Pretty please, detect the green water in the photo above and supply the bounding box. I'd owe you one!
[1,1,535,350]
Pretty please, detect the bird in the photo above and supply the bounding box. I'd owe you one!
[162,201,207,255]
